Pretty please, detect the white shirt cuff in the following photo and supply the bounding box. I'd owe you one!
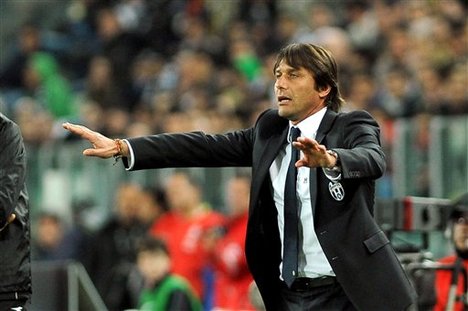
[122,139,135,170]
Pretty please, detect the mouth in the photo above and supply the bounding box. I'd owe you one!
[277,95,291,105]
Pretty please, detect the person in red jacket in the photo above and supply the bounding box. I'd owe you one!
[434,193,468,311]
[205,173,257,311]
[149,171,225,305]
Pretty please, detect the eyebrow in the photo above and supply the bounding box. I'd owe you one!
[275,67,299,75]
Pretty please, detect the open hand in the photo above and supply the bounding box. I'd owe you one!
[62,122,118,158]
[293,136,337,168]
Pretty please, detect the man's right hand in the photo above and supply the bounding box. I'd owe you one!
[62,122,126,158]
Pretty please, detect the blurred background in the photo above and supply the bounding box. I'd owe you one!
[0,0,467,310]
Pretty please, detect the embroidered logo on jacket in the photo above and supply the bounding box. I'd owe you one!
[328,181,345,201]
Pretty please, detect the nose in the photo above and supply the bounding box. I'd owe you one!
[275,76,286,91]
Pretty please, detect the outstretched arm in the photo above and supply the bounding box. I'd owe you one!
[62,122,129,158]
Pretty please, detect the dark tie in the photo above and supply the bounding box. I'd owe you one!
[282,126,301,287]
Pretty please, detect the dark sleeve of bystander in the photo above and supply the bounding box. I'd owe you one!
[0,114,27,230]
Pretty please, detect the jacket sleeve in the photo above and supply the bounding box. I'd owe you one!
[332,110,386,180]
[0,116,27,228]
[126,129,255,171]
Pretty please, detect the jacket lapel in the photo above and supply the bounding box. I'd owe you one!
[250,125,289,216]
[311,109,338,215]
[315,109,337,143]
[256,126,289,184]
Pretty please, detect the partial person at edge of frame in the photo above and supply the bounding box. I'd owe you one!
[0,112,31,311]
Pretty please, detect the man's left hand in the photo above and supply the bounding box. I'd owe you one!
[293,137,337,168]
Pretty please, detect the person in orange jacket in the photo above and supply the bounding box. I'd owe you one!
[434,193,468,311]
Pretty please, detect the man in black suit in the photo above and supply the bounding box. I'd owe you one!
[63,43,416,310]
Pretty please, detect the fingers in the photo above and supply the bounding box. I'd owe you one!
[293,137,329,168]
[294,137,328,153]
[295,158,309,168]
[62,122,82,134]
[293,137,321,152]
[63,122,115,158]
[62,122,96,141]
[83,148,107,157]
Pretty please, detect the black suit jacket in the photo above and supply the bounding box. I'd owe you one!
[127,109,416,310]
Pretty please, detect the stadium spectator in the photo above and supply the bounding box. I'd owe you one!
[434,193,468,311]
[23,52,77,120]
[84,182,148,311]
[205,173,255,311]
[31,211,88,262]
[149,171,225,308]
[136,235,202,311]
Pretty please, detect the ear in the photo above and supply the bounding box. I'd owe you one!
[318,85,331,99]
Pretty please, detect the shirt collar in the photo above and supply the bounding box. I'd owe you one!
[288,107,327,142]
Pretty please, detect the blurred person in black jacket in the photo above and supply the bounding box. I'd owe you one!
[84,182,148,311]
[0,112,31,310]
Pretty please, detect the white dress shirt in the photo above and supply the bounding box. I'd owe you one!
[269,107,335,279]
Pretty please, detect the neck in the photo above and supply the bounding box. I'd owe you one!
[178,203,205,219]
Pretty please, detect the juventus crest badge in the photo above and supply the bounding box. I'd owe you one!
[328,181,345,201]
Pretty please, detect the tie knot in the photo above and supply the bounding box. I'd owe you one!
[290,127,301,142]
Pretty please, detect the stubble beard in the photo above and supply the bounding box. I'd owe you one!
[278,106,297,122]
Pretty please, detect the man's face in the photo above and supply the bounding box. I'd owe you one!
[274,60,329,124]
[453,217,468,251]
[165,173,200,213]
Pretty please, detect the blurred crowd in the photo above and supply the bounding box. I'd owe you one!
[0,0,466,200]
[31,171,258,310]
[1,0,466,144]
[0,0,467,310]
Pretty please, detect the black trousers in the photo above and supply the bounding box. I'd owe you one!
[278,280,357,311]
